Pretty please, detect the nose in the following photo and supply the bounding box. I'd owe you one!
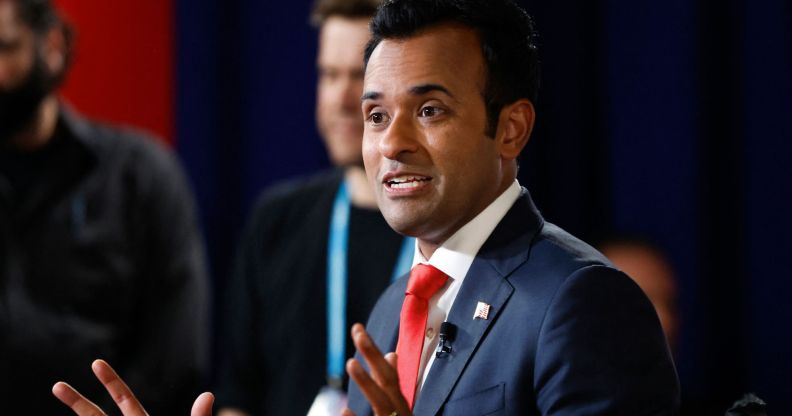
[378,113,419,160]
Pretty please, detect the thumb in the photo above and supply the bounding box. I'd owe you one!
[191,392,214,416]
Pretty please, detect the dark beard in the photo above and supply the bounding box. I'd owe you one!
[0,56,54,143]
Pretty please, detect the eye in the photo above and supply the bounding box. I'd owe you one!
[419,106,444,118]
[0,39,22,53]
[367,111,389,125]
[318,67,337,78]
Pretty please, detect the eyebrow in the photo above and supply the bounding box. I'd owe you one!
[0,38,22,50]
[409,83,454,98]
[361,91,381,101]
[361,83,456,102]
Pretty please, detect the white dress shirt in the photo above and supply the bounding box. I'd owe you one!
[409,180,522,400]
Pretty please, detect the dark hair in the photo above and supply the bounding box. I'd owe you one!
[14,0,75,82]
[310,0,382,27]
[364,0,540,137]
[14,0,60,33]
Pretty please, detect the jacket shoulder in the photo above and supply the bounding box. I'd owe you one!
[524,221,614,279]
[64,109,185,179]
[248,170,341,224]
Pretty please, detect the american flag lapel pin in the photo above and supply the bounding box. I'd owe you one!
[473,301,491,320]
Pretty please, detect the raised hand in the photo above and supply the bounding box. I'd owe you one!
[52,359,214,416]
[343,323,411,416]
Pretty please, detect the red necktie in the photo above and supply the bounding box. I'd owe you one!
[396,264,448,409]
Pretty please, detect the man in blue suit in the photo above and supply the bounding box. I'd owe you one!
[342,0,680,415]
[51,0,679,414]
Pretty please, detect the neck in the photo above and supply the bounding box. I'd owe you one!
[344,166,378,209]
[416,176,516,261]
[417,239,440,260]
[6,96,59,152]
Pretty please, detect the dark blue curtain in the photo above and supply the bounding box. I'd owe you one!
[176,0,792,410]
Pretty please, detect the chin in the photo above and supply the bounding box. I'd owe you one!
[325,144,361,165]
[380,211,413,235]
[333,158,365,168]
[327,147,361,166]
[381,207,432,238]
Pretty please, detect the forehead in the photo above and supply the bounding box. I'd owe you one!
[364,23,485,97]
[0,0,23,38]
[317,16,370,66]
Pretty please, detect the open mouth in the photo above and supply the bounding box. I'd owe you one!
[385,175,432,190]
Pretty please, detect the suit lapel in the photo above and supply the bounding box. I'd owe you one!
[368,276,407,354]
[412,258,513,415]
[412,190,543,415]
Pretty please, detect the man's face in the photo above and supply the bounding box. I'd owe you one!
[316,16,370,167]
[0,0,34,89]
[601,243,679,349]
[362,24,510,244]
[0,0,53,142]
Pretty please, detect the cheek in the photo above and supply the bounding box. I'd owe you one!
[0,56,30,88]
[428,130,484,167]
[362,135,378,166]
[350,83,363,102]
[316,81,338,107]
[436,141,497,184]
[316,88,330,112]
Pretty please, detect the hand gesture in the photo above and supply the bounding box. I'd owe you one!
[52,359,214,416]
[342,324,411,416]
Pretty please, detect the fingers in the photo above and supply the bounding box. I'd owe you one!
[341,408,357,416]
[91,359,147,416]
[351,324,396,387]
[191,392,215,416]
[348,324,410,416]
[382,352,409,411]
[347,357,394,415]
[384,352,398,368]
[52,382,107,416]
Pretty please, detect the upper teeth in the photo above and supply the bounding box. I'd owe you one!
[388,175,429,189]
[389,175,428,184]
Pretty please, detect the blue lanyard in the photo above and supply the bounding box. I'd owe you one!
[326,181,414,383]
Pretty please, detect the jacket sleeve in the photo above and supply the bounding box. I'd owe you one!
[120,142,210,415]
[534,265,680,415]
[213,193,279,413]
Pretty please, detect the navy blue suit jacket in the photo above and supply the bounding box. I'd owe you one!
[348,190,679,415]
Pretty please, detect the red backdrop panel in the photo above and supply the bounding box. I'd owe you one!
[53,0,174,145]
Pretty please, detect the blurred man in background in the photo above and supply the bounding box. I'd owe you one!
[214,0,415,415]
[599,237,680,352]
[0,0,209,413]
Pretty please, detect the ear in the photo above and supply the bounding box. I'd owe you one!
[495,99,535,161]
[41,25,67,76]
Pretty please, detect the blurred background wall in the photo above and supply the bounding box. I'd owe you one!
[53,0,791,412]
[54,0,174,142]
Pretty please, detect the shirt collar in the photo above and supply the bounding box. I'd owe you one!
[412,179,522,282]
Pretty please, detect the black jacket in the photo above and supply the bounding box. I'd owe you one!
[215,169,404,415]
[0,108,210,415]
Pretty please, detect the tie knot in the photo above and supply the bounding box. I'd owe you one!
[406,264,448,300]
